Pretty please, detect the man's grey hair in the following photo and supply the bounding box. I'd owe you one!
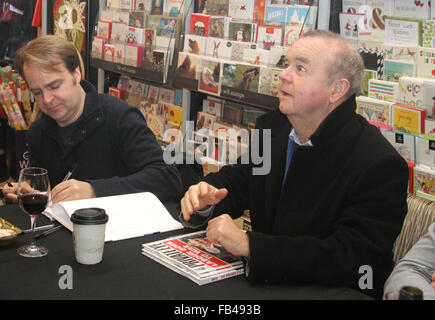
[301,30,364,98]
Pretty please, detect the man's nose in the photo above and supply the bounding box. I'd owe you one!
[41,90,53,105]
[279,66,291,82]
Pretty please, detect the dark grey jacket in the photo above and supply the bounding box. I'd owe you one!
[27,80,182,202]
[205,95,409,298]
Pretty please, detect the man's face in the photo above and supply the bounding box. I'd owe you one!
[23,62,83,127]
[278,37,336,121]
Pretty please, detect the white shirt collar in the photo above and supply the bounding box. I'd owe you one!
[290,128,313,147]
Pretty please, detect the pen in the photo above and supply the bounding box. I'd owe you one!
[62,164,77,182]
[34,224,64,240]
[23,223,57,234]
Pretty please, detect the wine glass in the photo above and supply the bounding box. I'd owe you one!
[17,167,51,258]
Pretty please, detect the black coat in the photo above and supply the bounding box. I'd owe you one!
[205,96,409,298]
[27,80,182,202]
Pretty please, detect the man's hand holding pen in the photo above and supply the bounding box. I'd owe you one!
[44,165,95,203]
[1,169,96,204]
[51,179,96,203]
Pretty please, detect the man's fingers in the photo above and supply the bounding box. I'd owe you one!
[214,188,228,202]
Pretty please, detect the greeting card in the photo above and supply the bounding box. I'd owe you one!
[384,59,416,82]
[129,11,146,28]
[284,23,311,47]
[91,36,105,59]
[393,0,430,20]
[205,38,232,59]
[114,43,125,64]
[264,5,287,24]
[176,52,199,79]
[167,104,183,125]
[268,45,288,68]
[368,79,399,103]
[106,0,120,9]
[257,25,283,50]
[242,47,270,65]
[103,44,115,62]
[286,5,317,25]
[398,76,423,105]
[119,0,135,10]
[151,0,164,14]
[111,22,127,43]
[342,0,364,14]
[381,45,418,62]
[223,104,242,124]
[339,12,364,45]
[202,98,223,117]
[258,66,280,96]
[417,136,435,168]
[190,13,211,36]
[391,103,426,135]
[230,41,254,61]
[423,80,435,118]
[167,0,184,15]
[199,58,222,95]
[209,16,230,39]
[222,63,260,92]
[109,87,123,99]
[422,20,435,48]
[385,17,422,47]
[228,0,254,21]
[136,0,151,10]
[97,20,112,40]
[159,17,180,38]
[197,111,216,130]
[147,85,160,104]
[125,26,145,45]
[417,47,435,79]
[425,118,435,136]
[158,87,175,104]
[228,21,255,42]
[382,130,416,163]
[355,95,392,128]
[414,164,435,201]
[204,0,229,15]
[99,9,113,22]
[112,10,129,24]
[183,34,207,55]
[147,114,165,139]
[253,0,266,24]
[365,0,393,31]
[125,44,144,67]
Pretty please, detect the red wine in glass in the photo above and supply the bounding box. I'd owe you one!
[17,167,51,258]
[19,193,49,216]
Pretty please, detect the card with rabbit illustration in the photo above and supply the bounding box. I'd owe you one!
[206,38,232,59]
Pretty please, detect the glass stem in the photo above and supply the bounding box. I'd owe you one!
[29,215,37,247]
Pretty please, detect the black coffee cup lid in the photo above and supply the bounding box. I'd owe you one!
[70,208,109,225]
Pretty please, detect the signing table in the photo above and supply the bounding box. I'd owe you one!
[0,203,372,300]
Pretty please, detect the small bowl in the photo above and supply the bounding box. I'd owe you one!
[0,217,22,246]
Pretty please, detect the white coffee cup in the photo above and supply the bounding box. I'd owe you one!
[71,208,109,265]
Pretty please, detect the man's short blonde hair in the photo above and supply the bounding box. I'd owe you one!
[300,30,364,98]
[14,35,84,80]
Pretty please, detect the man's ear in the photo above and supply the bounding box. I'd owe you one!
[73,66,82,84]
[330,78,350,104]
